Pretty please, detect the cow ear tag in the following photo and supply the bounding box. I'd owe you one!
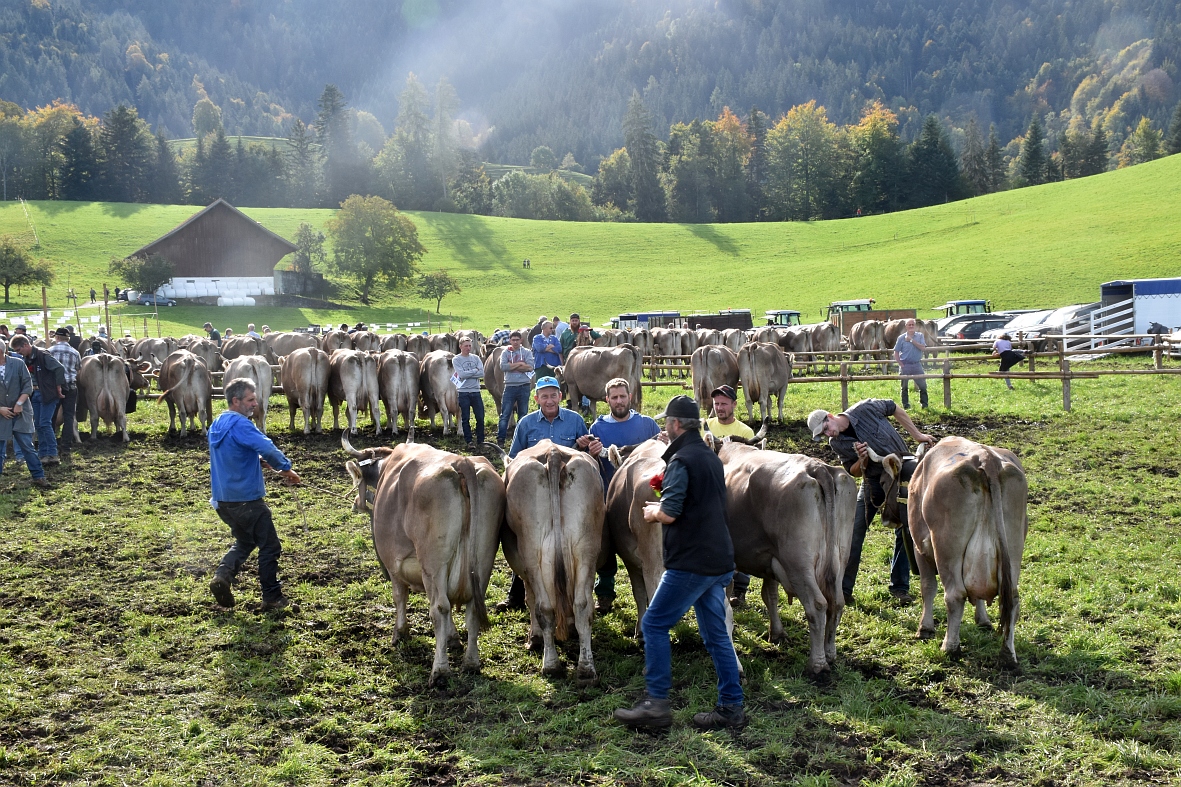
[358,458,373,467]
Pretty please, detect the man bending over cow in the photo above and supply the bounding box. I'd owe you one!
[497,375,602,611]
[588,377,662,613]
[208,378,302,613]
[808,399,934,605]
[614,395,745,731]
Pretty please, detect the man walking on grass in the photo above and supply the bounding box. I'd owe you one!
[614,395,745,731]
[0,345,48,488]
[208,378,301,612]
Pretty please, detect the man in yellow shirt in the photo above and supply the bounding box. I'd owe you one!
[704,385,754,440]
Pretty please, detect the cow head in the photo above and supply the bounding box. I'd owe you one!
[341,432,396,513]
[865,445,906,527]
[125,360,152,390]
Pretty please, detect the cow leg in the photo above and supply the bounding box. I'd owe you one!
[391,578,410,645]
[427,589,454,687]
[118,412,130,442]
[166,399,178,435]
[942,585,968,658]
[776,389,785,424]
[384,399,398,436]
[90,408,101,440]
[370,390,382,436]
[573,560,598,687]
[974,599,992,629]
[915,548,940,640]
[348,401,359,435]
[331,401,341,431]
[1001,594,1020,668]
[287,397,297,432]
[770,556,829,677]
[462,599,482,674]
[722,592,745,679]
[761,578,786,643]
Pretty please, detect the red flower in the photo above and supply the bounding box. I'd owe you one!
[649,473,664,499]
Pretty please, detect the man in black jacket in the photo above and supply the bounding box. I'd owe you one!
[10,336,65,465]
[613,395,745,731]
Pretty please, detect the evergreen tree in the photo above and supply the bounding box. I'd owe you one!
[188,135,207,204]
[205,127,233,201]
[960,117,989,196]
[665,120,716,222]
[745,107,768,219]
[1017,115,1047,186]
[315,84,355,206]
[850,102,903,212]
[622,92,666,222]
[985,125,1006,192]
[450,150,492,214]
[1168,101,1181,155]
[906,115,963,208]
[386,73,436,210]
[263,144,287,207]
[59,117,98,201]
[285,118,320,208]
[432,78,460,204]
[150,132,182,204]
[98,105,152,203]
[1082,125,1109,176]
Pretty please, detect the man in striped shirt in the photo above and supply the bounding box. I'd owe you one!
[49,328,82,455]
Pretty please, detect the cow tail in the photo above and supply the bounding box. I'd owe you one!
[630,345,643,409]
[815,465,840,606]
[456,458,490,632]
[548,448,572,640]
[988,456,1017,637]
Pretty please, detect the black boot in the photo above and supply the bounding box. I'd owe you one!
[614,695,672,728]
[209,574,235,607]
[692,704,747,730]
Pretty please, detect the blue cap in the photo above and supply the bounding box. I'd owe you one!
[535,376,560,391]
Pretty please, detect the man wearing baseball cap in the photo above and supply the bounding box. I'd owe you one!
[807,400,934,606]
[614,395,745,731]
[704,385,754,440]
[498,375,603,611]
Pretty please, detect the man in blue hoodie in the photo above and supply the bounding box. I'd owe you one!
[208,378,301,611]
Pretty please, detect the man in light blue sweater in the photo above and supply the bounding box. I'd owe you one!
[208,378,301,612]
[452,336,486,447]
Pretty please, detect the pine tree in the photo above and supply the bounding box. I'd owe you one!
[1119,117,1163,167]
[985,125,1006,192]
[1168,101,1181,155]
[960,118,989,196]
[433,78,460,203]
[59,117,98,201]
[205,128,233,201]
[390,73,436,210]
[906,115,962,208]
[622,92,666,222]
[98,105,152,203]
[1083,125,1109,176]
[315,85,355,206]
[745,107,768,219]
[1017,115,1047,186]
[150,132,182,204]
[285,118,320,208]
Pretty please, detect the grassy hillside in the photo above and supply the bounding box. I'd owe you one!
[1,155,1179,337]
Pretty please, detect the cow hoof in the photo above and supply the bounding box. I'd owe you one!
[999,651,1019,671]
[976,619,994,631]
[542,661,567,678]
[393,625,410,645]
[575,665,598,687]
[527,634,544,652]
[461,657,481,673]
[768,629,787,645]
[942,645,963,661]
[916,627,937,641]
[428,667,451,688]
[806,667,833,685]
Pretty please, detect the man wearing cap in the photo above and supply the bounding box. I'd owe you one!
[807,400,934,605]
[893,318,928,409]
[498,374,602,611]
[614,395,745,731]
[560,313,600,360]
[49,328,82,455]
[0,340,48,487]
[10,334,65,466]
[452,335,485,448]
[704,385,754,440]
[531,321,563,378]
[204,322,221,347]
[588,377,661,613]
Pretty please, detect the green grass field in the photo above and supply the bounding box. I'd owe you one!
[1,360,1180,785]
[1,154,1179,337]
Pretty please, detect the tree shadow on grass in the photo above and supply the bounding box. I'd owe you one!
[684,223,742,256]
[419,213,527,279]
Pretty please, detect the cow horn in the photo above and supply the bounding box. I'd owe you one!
[752,417,770,442]
[341,431,366,458]
[863,444,887,464]
[608,444,624,467]
[482,441,508,465]
[137,361,152,372]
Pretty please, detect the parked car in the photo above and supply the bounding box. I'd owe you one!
[136,293,177,307]
[1017,302,1102,349]
[938,312,1009,337]
[980,309,1056,343]
[949,316,1014,340]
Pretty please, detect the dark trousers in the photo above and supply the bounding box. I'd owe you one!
[457,391,485,444]
[215,499,283,602]
[498,384,530,443]
[899,363,928,409]
[842,461,917,598]
[56,385,78,450]
[0,431,45,479]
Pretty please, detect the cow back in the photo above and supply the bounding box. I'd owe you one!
[381,333,409,352]
[405,334,431,360]
[351,331,382,352]
[268,331,321,358]
[282,346,331,401]
[323,330,353,353]
[691,345,740,414]
[564,344,643,408]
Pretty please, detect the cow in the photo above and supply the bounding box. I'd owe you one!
[594,328,628,347]
[775,327,812,374]
[114,336,137,359]
[74,354,151,442]
[351,330,382,353]
[677,329,698,377]
[342,434,505,687]
[83,336,120,357]
[381,333,408,352]
[224,355,274,433]
[429,333,459,354]
[695,328,722,348]
[690,345,740,416]
[419,350,459,435]
[176,333,203,348]
[715,439,858,676]
[872,437,1028,666]
[377,349,419,439]
[455,330,485,357]
[849,320,887,367]
[483,346,506,416]
[736,341,791,423]
[405,334,431,361]
[328,349,381,435]
[323,330,353,353]
[266,331,320,358]
[750,326,778,345]
[158,349,213,437]
[280,346,330,434]
[556,344,644,412]
[883,319,940,355]
[133,337,177,370]
[627,327,653,361]
[187,337,222,372]
[806,322,841,373]
[721,328,746,354]
[501,440,604,684]
[649,328,680,380]
[220,334,273,363]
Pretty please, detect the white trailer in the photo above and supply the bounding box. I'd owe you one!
[1063,278,1181,351]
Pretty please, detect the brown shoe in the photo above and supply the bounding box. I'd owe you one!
[209,575,235,607]
[258,596,291,612]
[613,695,672,728]
[32,477,51,489]
[692,704,747,730]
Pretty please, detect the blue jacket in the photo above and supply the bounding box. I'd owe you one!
[531,334,563,368]
[208,410,292,505]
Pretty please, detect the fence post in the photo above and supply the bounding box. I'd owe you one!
[942,355,952,409]
[1154,345,1163,370]
[1028,345,1036,373]
[840,362,849,410]
[1061,358,1072,411]
[41,287,49,340]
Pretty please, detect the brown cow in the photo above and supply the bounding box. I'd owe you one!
[695,328,722,348]
[281,346,330,434]
[418,350,459,435]
[720,328,746,354]
[329,349,381,435]
[649,328,680,380]
[627,328,653,361]
[343,434,505,687]
[849,320,886,367]
[806,322,841,373]
[404,333,431,360]
[884,319,940,354]
[736,341,791,423]
[322,329,353,353]
[715,440,857,676]
[133,337,178,370]
[483,346,506,416]
[74,354,151,442]
[351,330,382,352]
[224,355,274,433]
[429,332,459,353]
[187,337,222,372]
[377,349,419,439]
[556,345,643,412]
[158,349,213,437]
[501,440,604,684]
[691,345,740,416]
[381,333,408,352]
[266,331,320,358]
[873,437,1028,666]
[455,330,485,357]
[220,334,273,363]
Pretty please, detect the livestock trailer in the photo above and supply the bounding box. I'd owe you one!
[826,299,918,336]
[684,309,754,331]
[1098,279,1181,333]
[612,311,685,330]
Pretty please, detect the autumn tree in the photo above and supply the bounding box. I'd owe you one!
[765,101,841,220]
[326,195,425,304]
[851,102,904,211]
[109,253,173,296]
[0,236,53,304]
[1118,117,1162,167]
[416,270,461,313]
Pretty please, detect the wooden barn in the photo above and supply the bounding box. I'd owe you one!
[129,199,297,300]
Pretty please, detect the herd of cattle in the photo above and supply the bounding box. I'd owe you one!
[35,320,1025,686]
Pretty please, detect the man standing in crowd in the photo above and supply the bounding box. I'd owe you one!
[452,336,486,448]
[614,395,745,731]
[531,321,563,378]
[893,318,928,409]
[489,326,512,347]
[208,378,301,612]
[49,328,82,455]
[0,343,48,488]
[561,313,600,360]
[246,324,263,340]
[497,331,533,448]
[552,314,570,340]
[11,335,64,466]
[498,376,602,611]
[204,322,221,347]
[808,399,934,606]
[588,377,661,614]
[704,385,754,440]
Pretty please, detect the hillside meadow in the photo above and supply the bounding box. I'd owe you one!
[0,154,1179,337]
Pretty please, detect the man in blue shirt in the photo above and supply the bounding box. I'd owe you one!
[208,378,301,612]
[588,377,661,613]
[893,318,928,409]
[531,321,563,378]
[499,375,602,611]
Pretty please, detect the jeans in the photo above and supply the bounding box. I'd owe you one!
[56,386,78,450]
[0,431,45,479]
[641,569,743,707]
[215,499,283,601]
[457,391,485,444]
[899,363,928,409]
[31,390,59,459]
[842,462,916,599]
[498,384,530,442]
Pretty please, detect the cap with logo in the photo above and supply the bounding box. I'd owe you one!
[535,376,560,391]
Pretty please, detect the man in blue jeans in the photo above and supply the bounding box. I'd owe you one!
[614,395,745,731]
[208,377,301,612]
[10,336,65,466]
[497,331,533,447]
[452,336,485,447]
[0,345,48,488]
